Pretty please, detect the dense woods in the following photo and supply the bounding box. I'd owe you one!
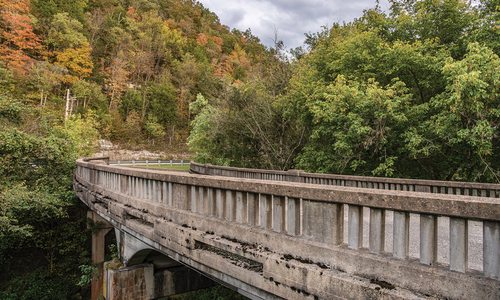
[191,0,499,183]
[0,0,282,298]
[0,0,498,298]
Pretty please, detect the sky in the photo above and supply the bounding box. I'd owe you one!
[198,0,389,49]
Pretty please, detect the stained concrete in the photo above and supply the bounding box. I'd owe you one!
[75,161,500,299]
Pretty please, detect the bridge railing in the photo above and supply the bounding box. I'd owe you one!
[110,159,189,166]
[190,162,500,198]
[75,160,499,298]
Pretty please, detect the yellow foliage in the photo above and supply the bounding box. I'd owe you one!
[54,44,93,83]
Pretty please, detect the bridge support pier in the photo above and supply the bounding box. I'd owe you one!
[154,264,215,297]
[103,260,215,299]
[88,211,113,300]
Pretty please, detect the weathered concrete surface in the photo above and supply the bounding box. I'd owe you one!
[350,210,484,271]
[104,263,154,300]
[74,172,500,300]
[88,211,113,300]
[154,265,215,297]
[190,162,500,197]
[78,160,500,221]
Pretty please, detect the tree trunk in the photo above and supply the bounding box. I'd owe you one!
[64,89,71,121]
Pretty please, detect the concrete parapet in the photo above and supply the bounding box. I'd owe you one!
[190,162,500,198]
[75,160,500,299]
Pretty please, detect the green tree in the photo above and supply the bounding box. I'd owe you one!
[406,43,500,181]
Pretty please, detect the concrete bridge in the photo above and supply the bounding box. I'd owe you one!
[74,159,500,299]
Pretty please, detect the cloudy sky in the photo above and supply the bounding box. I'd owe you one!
[198,0,389,49]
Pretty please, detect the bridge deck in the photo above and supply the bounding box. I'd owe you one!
[75,159,500,299]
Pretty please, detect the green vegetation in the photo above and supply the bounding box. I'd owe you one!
[0,0,280,298]
[191,0,499,183]
[0,67,95,298]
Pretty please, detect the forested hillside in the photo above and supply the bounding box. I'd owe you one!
[191,0,499,183]
[1,0,283,149]
[0,0,283,298]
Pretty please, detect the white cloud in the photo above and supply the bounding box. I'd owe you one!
[199,0,388,49]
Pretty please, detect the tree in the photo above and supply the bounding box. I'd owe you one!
[0,0,41,75]
[295,76,411,176]
[406,43,500,182]
[105,51,130,109]
[47,13,93,83]
[54,45,93,83]
[144,115,165,143]
[28,61,65,107]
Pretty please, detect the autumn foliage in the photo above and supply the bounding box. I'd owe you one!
[0,0,41,75]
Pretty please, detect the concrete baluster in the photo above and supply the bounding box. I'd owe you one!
[140,178,144,199]
[151,180,156,202]
[137,178,142,199]
[162,182,167,204]
[130,177,134,197]
[225,190,234,221]
[156,181,161,203]
[420,214,437,265]
[393,211,409,259]
[369,208,385,254]
[259,194,272,229]
[286,197,301,236]
[134,178,138,198]
[199,187,206,214]
[190,186,197,212]
[483,221,500,279]
[139,178,143,199]
[246,192,257,225]
[272,195,284,232]
[449,217,468,272]
[235,192,246,223]
[207,188,215,216]
[168,182,173,206]
[215,189,224,218]
[348,205,363,249]
[134,177,138,198]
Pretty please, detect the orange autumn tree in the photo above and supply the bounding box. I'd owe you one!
[0,0,41,75]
